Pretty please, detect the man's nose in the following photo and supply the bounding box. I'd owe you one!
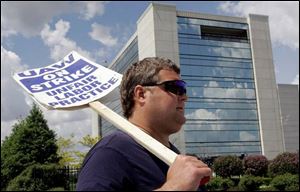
[179,94,188,102]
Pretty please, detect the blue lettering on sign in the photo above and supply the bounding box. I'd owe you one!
[47,76,119,107]
[17,54,75,77]
[20,59,97,93]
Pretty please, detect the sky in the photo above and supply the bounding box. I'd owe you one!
[1,1,299,146]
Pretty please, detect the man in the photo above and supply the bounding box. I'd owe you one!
[76,57,211,191]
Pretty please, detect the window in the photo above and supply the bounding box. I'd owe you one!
[201,25,248,43]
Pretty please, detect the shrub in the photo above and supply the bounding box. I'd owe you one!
[259,185,276,191]
[213,155,243,178]
[48,187,65,191]
[238,175,263,191]
[6,164,66,191]
[286,184,299,191]
[206,176,234,191]
[243,154,269,176]
[268,152,299,177]
[270,173,299,191]
[6,175,47,191]
[260,177,272,186]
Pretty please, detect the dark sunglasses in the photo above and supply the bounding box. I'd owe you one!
[142,80,187,96]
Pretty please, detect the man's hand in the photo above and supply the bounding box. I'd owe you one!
[156,155,212,191]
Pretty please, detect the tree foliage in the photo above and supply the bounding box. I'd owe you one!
[243,154,269,176]
[268,152,299,177]
[56,134,100,167]
[238,175,263,191]
[56,134,77,166]
[213,155,243,178]
[1,103,60,190]
[270,173,299,191]
[76,134,100,166]
[206,176,234,191]
[80,134,100,148]
[6,163,65,191]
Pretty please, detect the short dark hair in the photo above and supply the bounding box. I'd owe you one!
[120,57,180,118]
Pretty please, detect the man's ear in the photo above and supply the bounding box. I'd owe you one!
[133,85,146,103]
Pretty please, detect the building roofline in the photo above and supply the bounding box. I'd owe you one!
[177,10,247,23]
[137,2,176,24]
[108,31,137,69]
[278,83,299,86]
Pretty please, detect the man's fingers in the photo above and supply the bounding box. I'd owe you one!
[199,176,210,186]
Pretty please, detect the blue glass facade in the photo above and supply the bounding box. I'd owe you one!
[101,37,139,136]
[178,17,262,157]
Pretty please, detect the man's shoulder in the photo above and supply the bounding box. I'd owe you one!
[94,130,143,153]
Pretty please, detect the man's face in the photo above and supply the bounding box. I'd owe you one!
[145,69,188,135]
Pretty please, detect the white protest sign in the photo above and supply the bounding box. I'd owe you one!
[13,51,122,109]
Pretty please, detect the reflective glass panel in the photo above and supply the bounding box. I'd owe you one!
[178,16,262,157]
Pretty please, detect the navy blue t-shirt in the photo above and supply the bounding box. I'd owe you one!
[76,130,180,191]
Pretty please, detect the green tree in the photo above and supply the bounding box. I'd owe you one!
[243,154,269,176]
[56,134,100,167]
[213,155,243,178]
[79,134,100,148]
[56,134,77,166]
[1,103,60,190]
[76,134,100,165]
[268,152,299,177]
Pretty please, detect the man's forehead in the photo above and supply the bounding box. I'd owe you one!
[158,69,181,81]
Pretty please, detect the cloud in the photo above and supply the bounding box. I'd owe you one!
[90,22,136,64]
[218,1,299,49]
[1,1,108,38]
[291,74,299,85]
[115,22,137,44]
[42,108,92,141]
[186,109,218,120]
[79,1,107,20]
[203,87,255,99]
[239,131,256,141]
[1,47,31,121]
[1,2,70,38]
[89,23,118,47]
[1,47,32,141]
[41,19,92,61]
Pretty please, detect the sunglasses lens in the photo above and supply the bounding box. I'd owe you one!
[164,80,186,96]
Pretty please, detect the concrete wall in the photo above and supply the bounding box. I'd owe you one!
[137,3,180,65]
[248,14,285,159]
[278,84,299,152]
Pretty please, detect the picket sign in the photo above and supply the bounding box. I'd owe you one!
[13,51,209,186]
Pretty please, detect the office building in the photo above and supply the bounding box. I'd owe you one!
[93,3,288,160]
